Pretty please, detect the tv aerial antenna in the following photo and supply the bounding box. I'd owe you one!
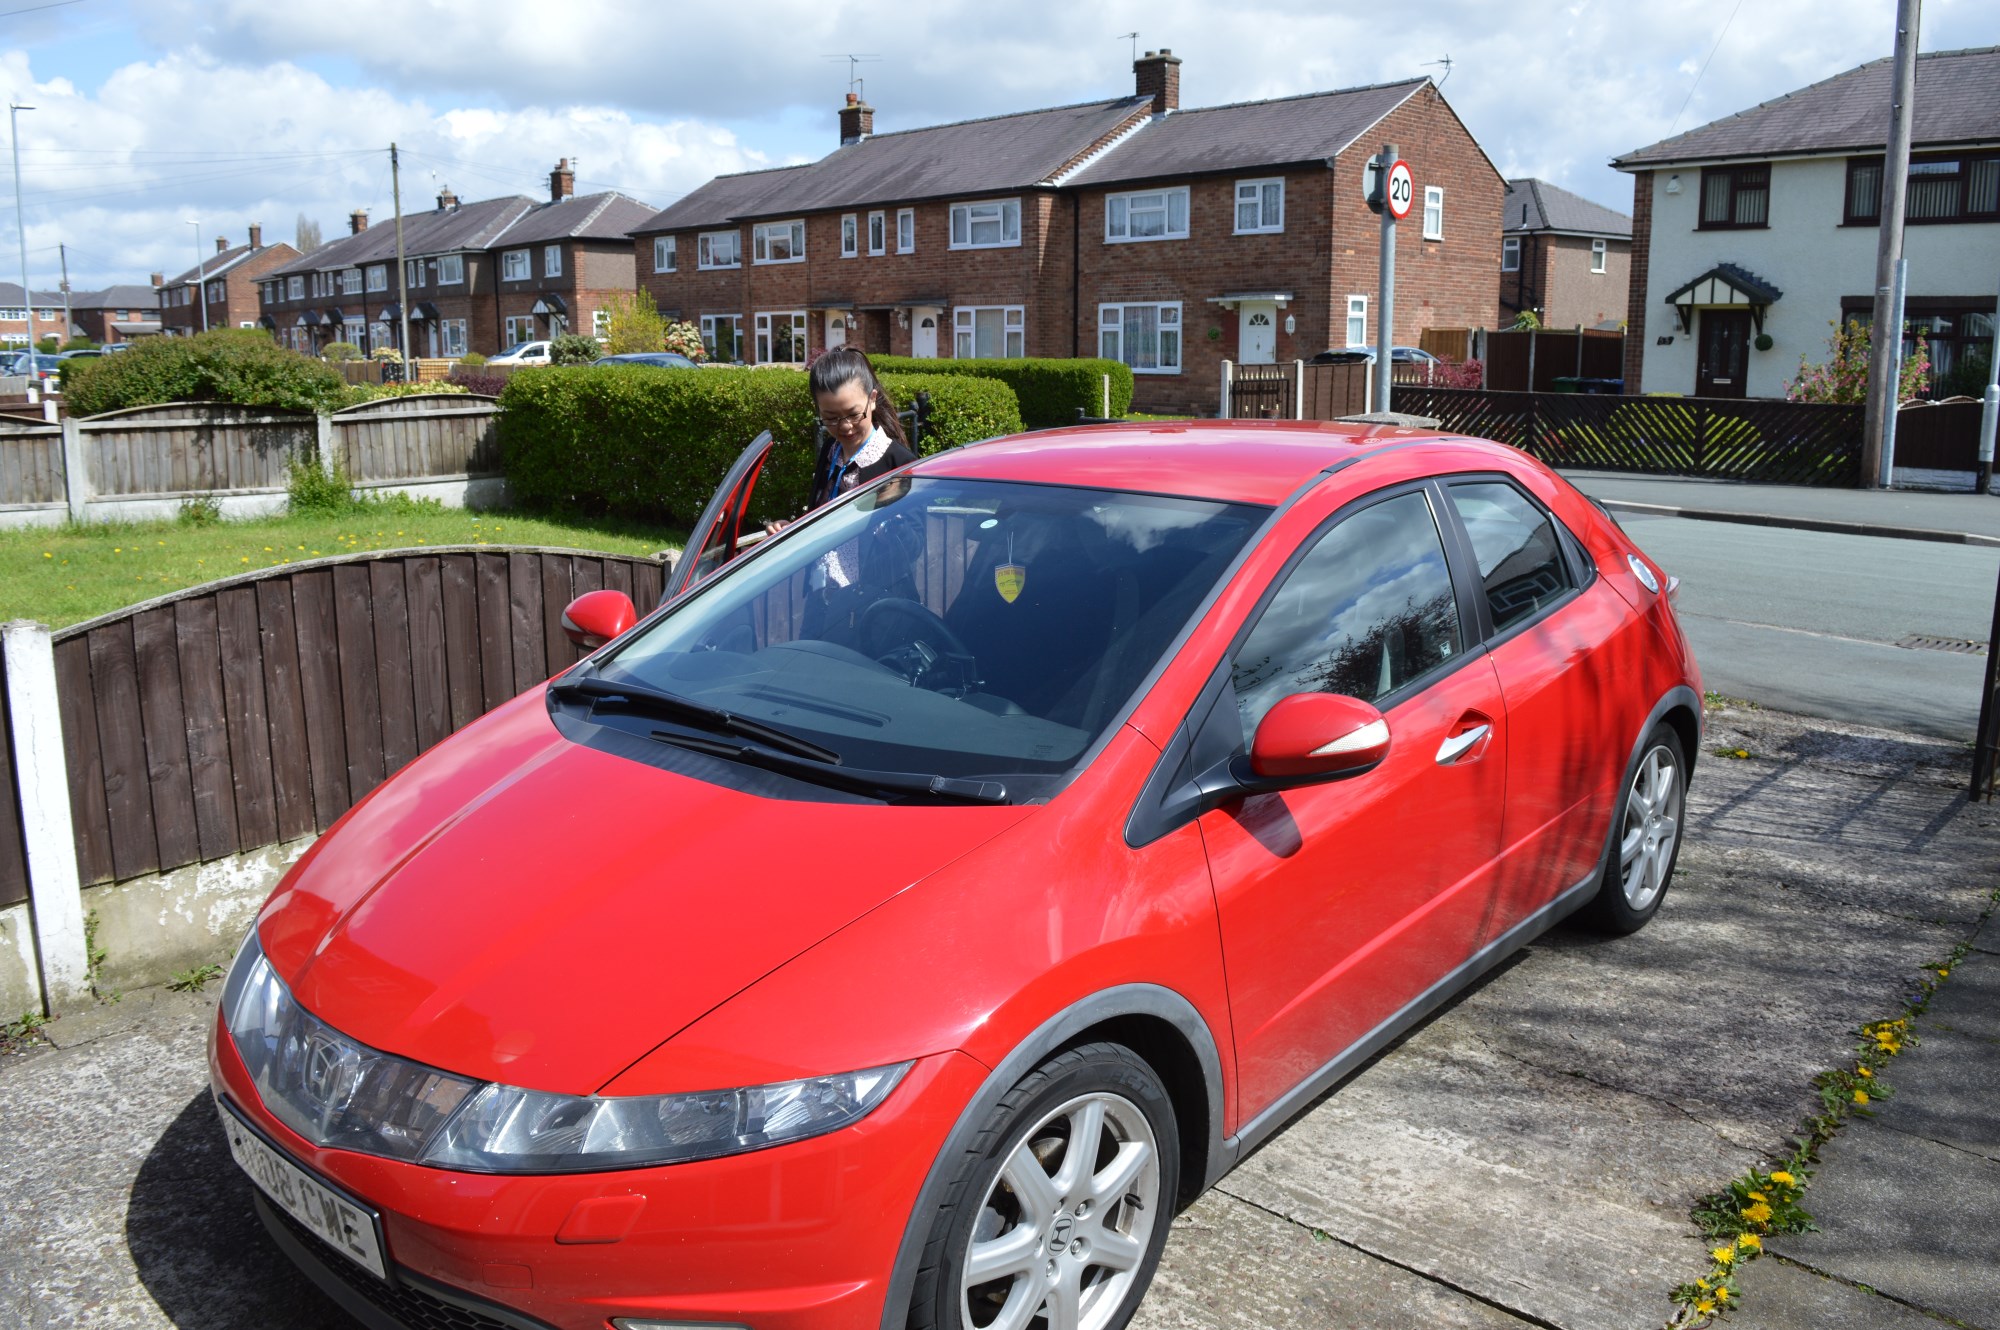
[1115,32,1140,64]
[1423,54,1453,88]
[823,53,882,99]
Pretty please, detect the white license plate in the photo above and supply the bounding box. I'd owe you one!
[218,1098,389,1280]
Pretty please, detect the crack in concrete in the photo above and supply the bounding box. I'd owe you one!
[1464,1029,1768,1156]
[1205,1184,1557,1329]
[1871,1118,2000,1168]
[1763,1252,1987,1329]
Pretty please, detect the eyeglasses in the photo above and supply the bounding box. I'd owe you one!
[818,394,874,430]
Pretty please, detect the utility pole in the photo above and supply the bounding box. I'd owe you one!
[1861,0,1921,489]
[10,102,33,353]
[188,218,208,333]
[57,241,69,343]
[390,142,412,375]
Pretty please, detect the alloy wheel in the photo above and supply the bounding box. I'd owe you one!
[1619,743,1682,913]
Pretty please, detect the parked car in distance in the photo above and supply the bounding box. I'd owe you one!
[487,340,552,366]
[1309,345,1441,366]
[56,348,105,361]
[9,352,65,388]
[209,420,1701,1330]
[593,351,699,369]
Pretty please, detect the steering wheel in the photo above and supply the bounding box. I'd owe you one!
[857,598,979,692]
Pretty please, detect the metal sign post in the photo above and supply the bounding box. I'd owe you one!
[1374,146,1409,414]
[1979,267,1998,494]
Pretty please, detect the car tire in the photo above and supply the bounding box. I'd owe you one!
[1581,723,1687,934]
[907,1042,1178,1330]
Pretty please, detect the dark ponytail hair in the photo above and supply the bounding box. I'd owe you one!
[809,346,908,449]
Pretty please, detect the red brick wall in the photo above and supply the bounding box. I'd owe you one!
[1536,235,1630,332]
[1623,171,1653,391]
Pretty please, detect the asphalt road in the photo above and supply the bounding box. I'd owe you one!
[1613,511,1999,742]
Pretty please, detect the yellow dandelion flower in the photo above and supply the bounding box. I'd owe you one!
[240,557,249,563]
[1738,1234,1762,1251]
[1716,1288,1731,1303]
[1937,968,1950,979]
[1857,1066,1872,1079]
[264,546,273,552]
[1696,1299,1715,1314]
[42,551,51,558]
[1747,1191,1767,1203]
[113,546,122,553]
[157,540,165,545]
[1712,1246,1735,1265]
[1742,1201,1773,1223]
[1696,1278,1711,1291]
[1769,1171,1795,1186]
[1853,1089,1870,1105]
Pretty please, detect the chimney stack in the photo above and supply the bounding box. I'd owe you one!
[550,158,575,202]
[839,92,874,146]
[248,223,262,249]
[216,235,230,253]
[1134,48,1182,115]
[349,208,369,235]
[150,272,163,288]
[436,185,458,212]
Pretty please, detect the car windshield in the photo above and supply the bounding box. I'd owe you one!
[590,476,1265,799]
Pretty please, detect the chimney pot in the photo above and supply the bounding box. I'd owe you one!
[150,272,163,288]
[436,185,459,212]
[839,95,875,146]
[549,158,575,202]
[1134,48,1183,115]
[349,208,369,234]
[248,223,262,248]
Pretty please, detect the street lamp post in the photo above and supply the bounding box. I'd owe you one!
[10,103,34,353]
[187,218,208,334]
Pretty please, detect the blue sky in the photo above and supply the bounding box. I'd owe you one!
[1,0,1991,290]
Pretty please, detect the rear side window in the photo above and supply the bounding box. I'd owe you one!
[1232,490,1462,744]
[1448,482,1574,633]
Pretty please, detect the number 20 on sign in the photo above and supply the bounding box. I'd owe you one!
[1385,160,1414,220]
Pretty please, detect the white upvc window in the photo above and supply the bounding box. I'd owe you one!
[365,265,387,292]
[1422,186,1444,241]
[503,315,537,349]
[1591,238,1608,273]
[698,230,741,269]
[339,269,361,295]
[952,305,1024,358]
[440,318,467,357]
[405,259,425,288]
[288,276,304,300]
[1097,302,1181,374]
[654,236,677,273]
[1105,187,1189,242]
[544,244,562,277]
[240,320,255,329]
[841,214,858,258]
[206,281,225,304]
[896,208,915,253]
[754,310,807,363]
[1235,178,1284,233]
[0,307,24,321]
[868,210,886,255]
[753,220,806,264]
[502,249,531,281]
[1345,295,1368,347]
[1501,237,1520,272]
[592,308,611,338]
[702,313,743,361]
[438,254,464,284]
[949,198,1021,249]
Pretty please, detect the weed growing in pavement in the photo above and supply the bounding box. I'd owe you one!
[2,1009,49,1054]
[83,908,107,995]
[1664,949,1968,1327]
[168,963,224,993]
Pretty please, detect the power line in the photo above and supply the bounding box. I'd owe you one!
[1667,0,1746,136]
[0,0,87,20]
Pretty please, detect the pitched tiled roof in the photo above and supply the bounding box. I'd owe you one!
[632,97,1154,232]
[69,285,162,310]
[1615,46,2000,168]
[0,282,66,305]
[1503,179,1632,237]
[1068,79,1427,187]
[269,195,537,276]
[491,192,659,246]
[167,243,262,287]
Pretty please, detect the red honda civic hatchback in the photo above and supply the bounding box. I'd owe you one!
[209,420,1700,1330]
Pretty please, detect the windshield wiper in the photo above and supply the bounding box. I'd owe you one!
[648,731,1009,806]
[550,673,841,764]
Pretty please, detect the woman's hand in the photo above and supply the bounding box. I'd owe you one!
[763,517,791,536]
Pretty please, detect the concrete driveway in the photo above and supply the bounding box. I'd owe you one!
[1,703,1994,1330]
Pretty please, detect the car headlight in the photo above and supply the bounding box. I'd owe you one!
[220,932,910,1173]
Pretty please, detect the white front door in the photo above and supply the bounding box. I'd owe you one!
[826,312,847,350]
[911,309,938,358]
[1239,302,1277,364]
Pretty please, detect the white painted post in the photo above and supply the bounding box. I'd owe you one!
[1219,359,1233,419]
[59,416,88,523]
[1294,359,1305,420]
[40,394,54,422]
[316,413,337,480]
[3,621,90,1014]
[1101,373,1111,419]
[1363,361,1373,415]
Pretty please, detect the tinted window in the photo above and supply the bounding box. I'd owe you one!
[1232,490,1462,744]
[1449,482,1574,633]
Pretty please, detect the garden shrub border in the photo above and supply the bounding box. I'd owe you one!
[866,356,1134,428]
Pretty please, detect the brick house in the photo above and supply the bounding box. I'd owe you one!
[1499,179,1631,331]
[0,283,74,348]
[1614,46,2000,399]
[260,163,652,359]
[67,285,163,344]
[632,53,1504,413]
[159,228,300,337]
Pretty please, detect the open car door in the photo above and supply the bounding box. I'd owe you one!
[665,430,776,600]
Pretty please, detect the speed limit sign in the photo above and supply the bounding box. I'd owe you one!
[1385,159,1414,220]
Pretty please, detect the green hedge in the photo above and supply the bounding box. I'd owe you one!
[498,366,1022,523]
[62,328,351,416]
[866,356,1134,428]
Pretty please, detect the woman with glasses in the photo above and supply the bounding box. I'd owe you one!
[807,347,917,510]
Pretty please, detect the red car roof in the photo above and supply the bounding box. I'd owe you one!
[912,419,1495,506]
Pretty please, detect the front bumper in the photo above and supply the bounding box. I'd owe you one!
[208,1011,982,1330]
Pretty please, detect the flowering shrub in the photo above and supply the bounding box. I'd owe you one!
[1785,318,1929,404]
[1428,358,1485,389]
[662,319,706,362]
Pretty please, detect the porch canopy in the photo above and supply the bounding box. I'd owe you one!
[1665,263,1782,334]
[530,295,566,316]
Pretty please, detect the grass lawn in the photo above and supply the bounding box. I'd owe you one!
[0,504,687,629]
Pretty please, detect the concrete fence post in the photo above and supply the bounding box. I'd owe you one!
[59,416,88,523]
[1294,360,1305,420]
[3,620,90,1014]
[1101,373,1111,419]
[317,413,338,480]
[1219,359,1233,419]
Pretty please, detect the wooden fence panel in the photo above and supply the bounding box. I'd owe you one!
[133,606,200,871]
[475,554,513,714]
[0,431,64,506]
[254,579,316,844]
[332,563,386,802]
[540,559,578,675]
[0,651,27,908]
[79,405,316,497]
[440,555,482,732]
[290,570,352,830]
[370,561,419,778]
[1301,364,1368,420]
[1418,328,1471,363]
[53,636,114,886]
[1893,401,1983,471]
[1228,365,1292,419]
[173,598,239,862]
[215,585,278,849]
[334,396,502,482]
[87,622,159,880]
[405,557,451,753]
[508,553,548,694]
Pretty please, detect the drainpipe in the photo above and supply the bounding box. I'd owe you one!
[1070,194,1080,358]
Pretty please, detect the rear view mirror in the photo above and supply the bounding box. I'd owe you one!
[561,589,638,650]
[1249,693,1391,780]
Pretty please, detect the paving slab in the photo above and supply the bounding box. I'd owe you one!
[1722,1257,1958,1330]
[1132,1192,1533,1330]
[1767,1127,2000,1329]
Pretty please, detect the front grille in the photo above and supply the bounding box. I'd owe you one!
[265,1200,545,1330]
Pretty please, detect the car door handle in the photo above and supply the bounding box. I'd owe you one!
[1436,724,1491,765]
